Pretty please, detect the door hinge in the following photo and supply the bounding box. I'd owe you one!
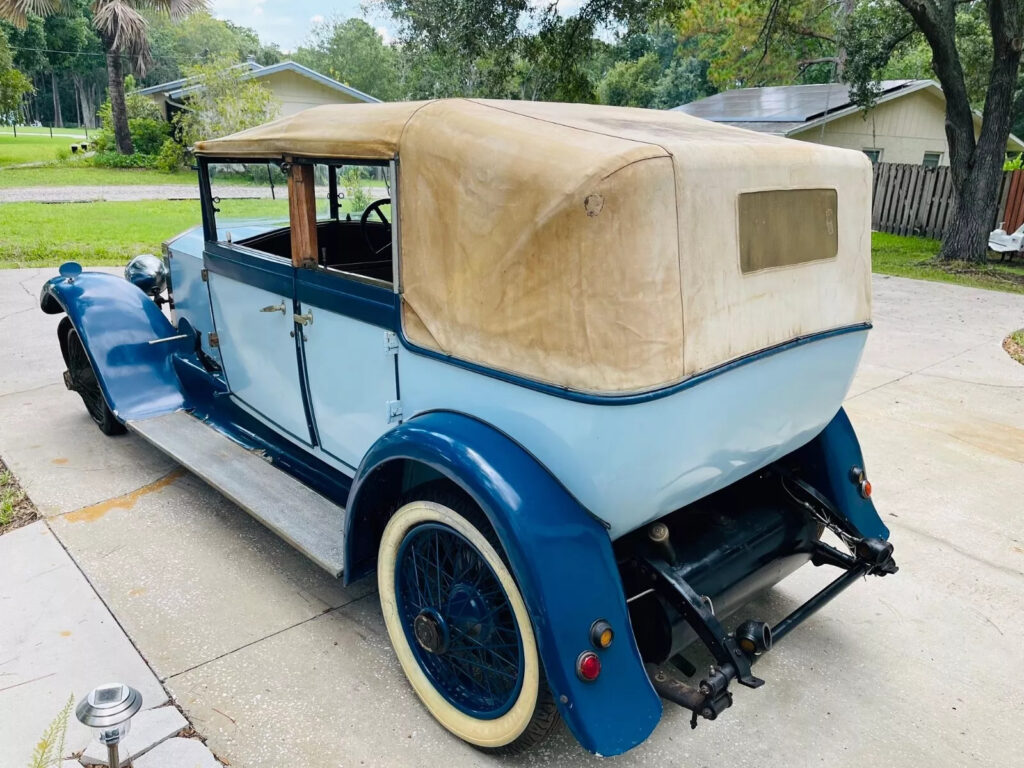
[201,268,208,282]
[208,331,219,348]
[386,399,403,424]
[384,331,399,355]
[293,309,314,327]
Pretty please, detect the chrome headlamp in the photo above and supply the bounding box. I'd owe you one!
[124,253,168,297]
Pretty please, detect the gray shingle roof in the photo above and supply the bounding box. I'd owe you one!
[673,80,914,123]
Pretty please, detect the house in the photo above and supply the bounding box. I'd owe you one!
[136,60,379,123]
[672,79,1024,166]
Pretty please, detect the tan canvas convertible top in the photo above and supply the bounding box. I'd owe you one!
[196,99,872,395]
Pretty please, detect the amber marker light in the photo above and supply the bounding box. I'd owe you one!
[577,651,602,682]
[860,479,873,499]
[590,619,614,649]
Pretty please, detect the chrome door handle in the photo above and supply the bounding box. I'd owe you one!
[260,301,286,314]
[293,310,314,327]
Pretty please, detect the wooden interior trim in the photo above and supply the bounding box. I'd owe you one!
[288,163,318,269]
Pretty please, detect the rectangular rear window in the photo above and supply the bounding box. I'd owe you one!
[738,188,838,274]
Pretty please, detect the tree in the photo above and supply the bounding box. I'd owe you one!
[142,11,280,86]
[675,0,846,87]
[0,26,32,124]
[843,0,1023,262]
[173,56,279,145]
[374,0,679,100]
[294,18,400,101]
[1,1,210,154]
[598,52,662,106]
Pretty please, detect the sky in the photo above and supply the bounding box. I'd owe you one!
[209,1,392,52]
[210,0,582,53]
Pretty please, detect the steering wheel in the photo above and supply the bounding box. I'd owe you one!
[361,198,392,256]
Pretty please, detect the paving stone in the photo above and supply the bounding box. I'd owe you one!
[0,522,167,765]
[80,706,188,766]
[132,738,220,768]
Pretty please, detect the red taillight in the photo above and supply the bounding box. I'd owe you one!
[576,651,601,682]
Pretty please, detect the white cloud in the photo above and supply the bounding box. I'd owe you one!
[310,14,324,24]
[376,26,392,45]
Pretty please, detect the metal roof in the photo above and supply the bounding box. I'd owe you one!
[672,80,913,123]
[134,61,379,104]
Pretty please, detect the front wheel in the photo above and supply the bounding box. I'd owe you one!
[377,491,559,754]
[62,319,125,436]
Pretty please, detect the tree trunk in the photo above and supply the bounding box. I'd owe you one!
[103,40,133,154]
[50,71,64,128]
[936,2,1022,262]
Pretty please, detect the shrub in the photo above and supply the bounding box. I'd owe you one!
[91,151,158,169]
[55,145,71,163]
[128,118,171,155]
[155,138,186,173]
[342,167,372,212]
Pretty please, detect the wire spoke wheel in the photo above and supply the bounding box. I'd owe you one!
[396,522,525,718]
[378,491,559,754]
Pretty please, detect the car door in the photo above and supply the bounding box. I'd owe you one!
[205,243,313,445]
[296,266,398,469]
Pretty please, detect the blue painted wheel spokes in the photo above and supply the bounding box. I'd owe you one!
[395,522,525,719]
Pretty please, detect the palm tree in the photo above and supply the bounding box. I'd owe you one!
[0,1,208,154]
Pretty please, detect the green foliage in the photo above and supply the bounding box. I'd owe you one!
[598,52,662,107]
[93,80,164,152]
[92,150,158,168]
[173,56,279,145]
[0,27,32,124]
[27,693,74,768]
[675,0,842,88]
[142,11,282,87]
[127,117,170,154]
[54,144,71,163]
[294,18,401,101]
[155,137,186,172]
[341,166,372,212]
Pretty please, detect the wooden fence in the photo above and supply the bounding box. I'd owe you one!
[871,162,1023,239]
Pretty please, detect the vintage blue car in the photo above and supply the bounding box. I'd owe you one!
[41,100,896,757]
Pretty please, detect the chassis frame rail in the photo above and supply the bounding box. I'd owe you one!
[641,537,897,728]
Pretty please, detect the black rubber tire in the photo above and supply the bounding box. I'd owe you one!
[63,322,126,436]
[387,481,561,755]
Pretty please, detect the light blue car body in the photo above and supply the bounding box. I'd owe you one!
[38,212,885,757]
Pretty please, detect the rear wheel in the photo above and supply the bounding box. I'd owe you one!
[377,488,559,754]
[63,322,125,436]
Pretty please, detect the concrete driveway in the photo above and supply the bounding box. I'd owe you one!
[1,268,1022,767]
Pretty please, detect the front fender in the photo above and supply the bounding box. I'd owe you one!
[345,412,662,756]
[40,270,191,421]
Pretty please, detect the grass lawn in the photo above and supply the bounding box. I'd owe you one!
[0,200,203,267]
[0,164,198,187]
[0,197,380,267]
[871,232,1024,294]
[0,133,87,167]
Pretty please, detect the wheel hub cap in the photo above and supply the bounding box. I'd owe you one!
[413,608,449,654]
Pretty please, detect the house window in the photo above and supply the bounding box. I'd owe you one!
[922,151,942,168]
[863,148,882,164]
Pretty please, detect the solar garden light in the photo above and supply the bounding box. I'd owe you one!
[76,683,142,768]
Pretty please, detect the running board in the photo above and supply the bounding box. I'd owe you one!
[127,411,345,577]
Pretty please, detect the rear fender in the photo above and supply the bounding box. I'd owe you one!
[345,411,662,756]
[794,407,889,540]
[40,270,192,421]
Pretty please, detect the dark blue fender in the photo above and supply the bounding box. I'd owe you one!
[345,412,662,756]
[40,270,192,421]
[795,407,889,540]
